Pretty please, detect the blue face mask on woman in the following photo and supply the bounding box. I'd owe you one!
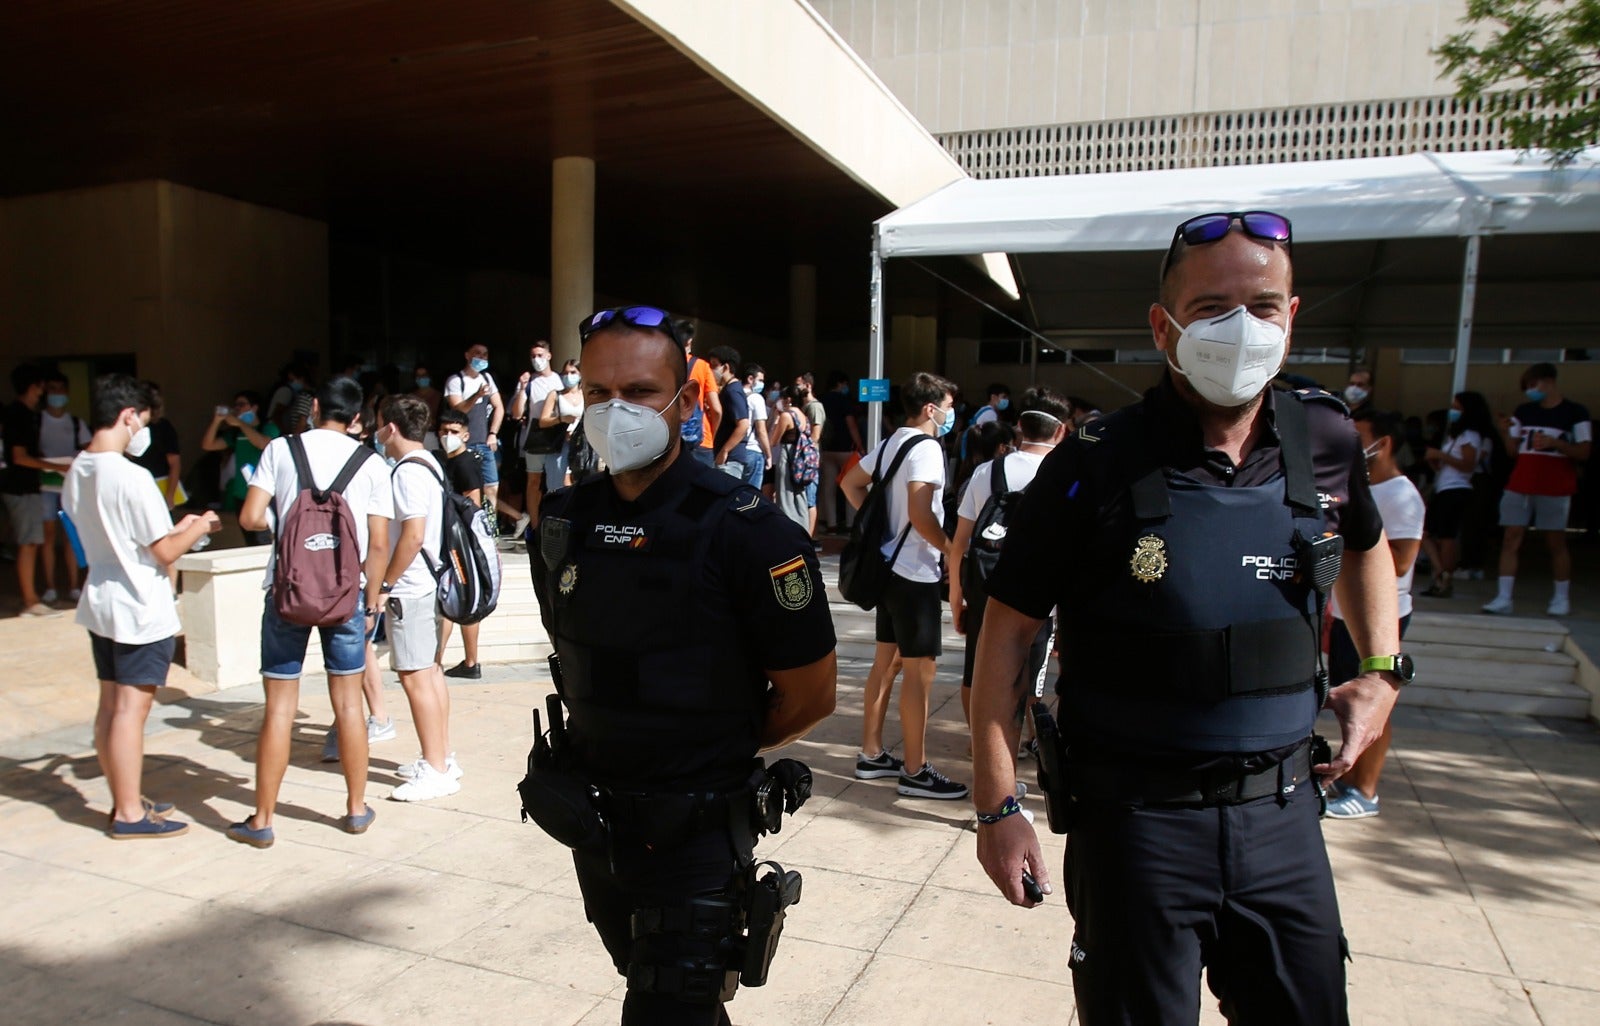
[1447,408,1462,424]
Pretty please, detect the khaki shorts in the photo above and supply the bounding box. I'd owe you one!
[385,593,440,673]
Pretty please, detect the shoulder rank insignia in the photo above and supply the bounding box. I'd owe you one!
[769,555,813,610]
[1130,534,1168,583]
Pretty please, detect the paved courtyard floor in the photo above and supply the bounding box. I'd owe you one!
[3,577,1600,1024]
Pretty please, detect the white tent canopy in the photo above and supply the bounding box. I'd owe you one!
[877,148,1600,257]
[865,148,1600,447]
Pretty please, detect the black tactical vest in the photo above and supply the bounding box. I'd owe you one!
[1059,393,1328,755]
[534,463,768,791]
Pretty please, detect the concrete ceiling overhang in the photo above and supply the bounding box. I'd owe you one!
[0,0,966,336]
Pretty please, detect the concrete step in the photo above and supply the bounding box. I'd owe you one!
[1403,684,1592,719]
[1405,641,1575,669]
[1405,610,1568,653]
[1411,654,1577,687]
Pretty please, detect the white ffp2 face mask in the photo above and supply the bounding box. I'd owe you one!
[1164,306,1288,408]
[440,434,465,455]
[583,385,687,475]
[125,421,152,458]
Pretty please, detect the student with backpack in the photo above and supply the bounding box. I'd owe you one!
[948,388,1071,728]
[373,395,476,802]
[38,370,91,605]
[228,378,395,848]
[838,372,967,801]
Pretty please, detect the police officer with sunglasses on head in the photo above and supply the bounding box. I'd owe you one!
[523,306,838,1026]
[970,212,1411,1025]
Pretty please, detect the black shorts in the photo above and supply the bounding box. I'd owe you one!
[874,575,944,659]
[90,633,175,687]
[962,593,1053,693]
[1424,487,1472,539]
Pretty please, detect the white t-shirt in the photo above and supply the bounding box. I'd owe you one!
[248,429,396,587]
[62,452,181,644]
[444,370,500,443]
[1435,429,1483,493]
[972,405,1000,428]
[1332,474,1425,621]
[388,452,444,599]
[745,391,768,451]
[957,449,1049,522]
[858,426,945,583]
[519,372,562,449]
[38,411,90,491]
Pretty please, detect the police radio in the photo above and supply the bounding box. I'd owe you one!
[1292,529,1343,594]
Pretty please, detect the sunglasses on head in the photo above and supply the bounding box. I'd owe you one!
[1160,211,1292,279]
[578,306,684,347]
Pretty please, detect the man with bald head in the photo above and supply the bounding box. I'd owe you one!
[971,213,1407,1024]
[524,306,837,1024]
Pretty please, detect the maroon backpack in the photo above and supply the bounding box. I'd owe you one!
[272,434,375,627]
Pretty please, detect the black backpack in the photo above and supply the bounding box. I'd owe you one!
[961,453,1027,598]
[838,434,938,611]
[392,455,502,625]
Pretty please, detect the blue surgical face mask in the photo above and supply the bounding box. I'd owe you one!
[1447,408,1462,424]
[995,397,1010,412]
[415,376,431,389]
[288,380,304,393]
[933,405,955,437]
[239,410,257,426]
[46,393,69,409]
[470,357,489,373]
[1526,388,1547,403]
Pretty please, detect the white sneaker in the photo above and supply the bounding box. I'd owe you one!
[391,760,461,802]
[1481,595,1514,615]
[513,512,532,539]
[366,717,397,743]
[40,588,57,604]
[68,588,81,601]
[397,755,462,780]
[1547,596,1571,617]
[22,602,61,617]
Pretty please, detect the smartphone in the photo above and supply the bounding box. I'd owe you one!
[215,405,230,417]
[386,596,403,623]
[1021,870,1045,904]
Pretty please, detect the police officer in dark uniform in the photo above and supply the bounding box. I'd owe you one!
[971,212,1410,1025]
[524,305,837,1026]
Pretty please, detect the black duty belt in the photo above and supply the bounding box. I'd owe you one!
[1071,742,1314,807]
[597,786,751,847]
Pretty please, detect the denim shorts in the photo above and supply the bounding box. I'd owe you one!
[468,442,500,486]
[41,490,63,518]
[803,480,818,508]
[260,593,368,679]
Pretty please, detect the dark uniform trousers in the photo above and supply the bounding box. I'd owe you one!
[1065,783,1348,1026]
[573,819,754,1026]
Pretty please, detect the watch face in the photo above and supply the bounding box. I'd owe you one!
[1394,653,1416,683]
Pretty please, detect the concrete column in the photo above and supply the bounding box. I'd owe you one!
[551,156,595,365]
[789,263,817,372]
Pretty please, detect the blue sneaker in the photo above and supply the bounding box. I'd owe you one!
[1324,788,1380,819]
[108,812,189,840]
[225,819,276,848]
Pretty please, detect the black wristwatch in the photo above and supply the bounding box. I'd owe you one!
[1359,653,1415,685]
[379,581,394,595]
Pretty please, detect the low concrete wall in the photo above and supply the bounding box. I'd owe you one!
[175,545,549,688]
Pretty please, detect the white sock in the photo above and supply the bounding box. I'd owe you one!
[1497,576,1515,602]
[1554,580,1571,601]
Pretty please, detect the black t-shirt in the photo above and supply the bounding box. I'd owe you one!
[820,389,861,452]
[2,400,41,495]
[129,418,182,477]
[986,378,1383,622]
[435,448,486,496]
[713,380,749,452]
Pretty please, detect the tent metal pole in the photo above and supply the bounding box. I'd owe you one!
[868,238,885,452]
[1451,234,1481,397]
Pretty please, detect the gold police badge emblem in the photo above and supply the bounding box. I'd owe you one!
[768,556,813,611]
[1130,535,1168,583]
[558,563,578,595]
